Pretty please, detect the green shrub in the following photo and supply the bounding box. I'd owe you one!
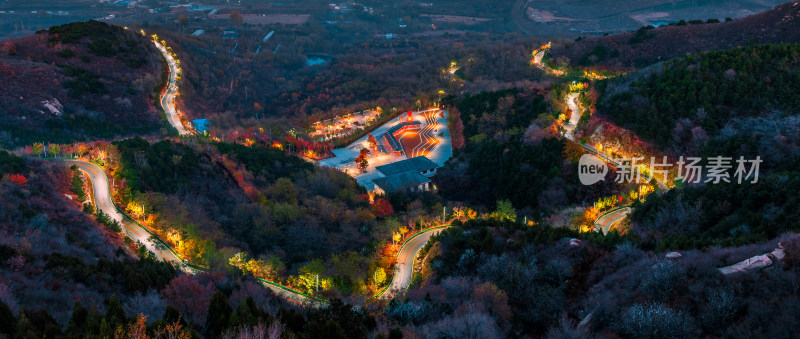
[56,48,75,59]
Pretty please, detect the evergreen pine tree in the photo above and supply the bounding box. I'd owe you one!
[206,290,233,337]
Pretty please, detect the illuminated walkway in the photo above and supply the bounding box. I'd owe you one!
[153,38,191,135]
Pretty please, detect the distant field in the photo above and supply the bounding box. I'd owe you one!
[1,0,96,11]
[0,13,100,38]
[420,14,492,25]
[0,0,109,38]
[549,0,800,69]
[517,0,788,35]
[209,13,310,25]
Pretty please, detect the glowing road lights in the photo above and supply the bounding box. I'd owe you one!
[447,61,459,74]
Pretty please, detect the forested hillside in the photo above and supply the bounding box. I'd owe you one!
[597,44,800,150]
[0,147,393,339]
[395,218,800,338]
[153,26,545,134]
[113,138,369,269]
[571,43,800,252]
[0,21,165,148]
[549,0,800,70]
[0,151,178,328]
[436,89,618,213]
[6,2,800,337]
[631,163,800,250]
[109,138,450,298]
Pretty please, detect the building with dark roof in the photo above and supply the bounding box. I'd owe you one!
[376,156,439,177]
[373,170,431,195]
[381,131,403,155]
[222,27,238,39]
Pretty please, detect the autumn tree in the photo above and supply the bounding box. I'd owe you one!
[47,144,61,157]
[229,11,243,26]
[113,315,148,339]
[289,260,331,294]
[228,252,248,272]
[562,141,586,162]
[372,198,394,217]
[452,206,477,222]
[254,102,263,121]
[8,174,27,187]
[374,267,387,286]
[160,275,214,325]
[178,14,188,31]
[355,148,369,172]
[368,134,378,150]
[75,143,89,157]
[1,39,16,55]
[154,317,192,339]
[32,143,44,157]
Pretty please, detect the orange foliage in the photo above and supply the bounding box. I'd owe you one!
[114,315,149,339]
[372,198,394,217]
[8,174,27,187]
[584,206,599,221]
[448,107,465,150]
[1,40,17,55]
[144,214,157,227]
[378,254,394,270]
[563,142,586,162]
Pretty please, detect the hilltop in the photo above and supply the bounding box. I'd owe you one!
[549,0,800,70]
[0,20,165,148]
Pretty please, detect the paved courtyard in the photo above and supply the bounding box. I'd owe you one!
[318,109,452,191]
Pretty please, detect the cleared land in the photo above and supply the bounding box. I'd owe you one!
[515,0,787,36]
[209,14,310,25]
[548,0,800,69]
[421,14,492,25]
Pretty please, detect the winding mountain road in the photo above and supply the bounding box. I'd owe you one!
[560,84,667,231]
[50,30,666,308]
[594,207,632,235]
[58,38,327,307]
[74,152,446,303]
[67,160,320,305]
[532,48,546,66]
[562,91,668,192]
[377,226,450,299]
[67,160,183,266]
[563,93,581,141]
[153,39,191,135]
